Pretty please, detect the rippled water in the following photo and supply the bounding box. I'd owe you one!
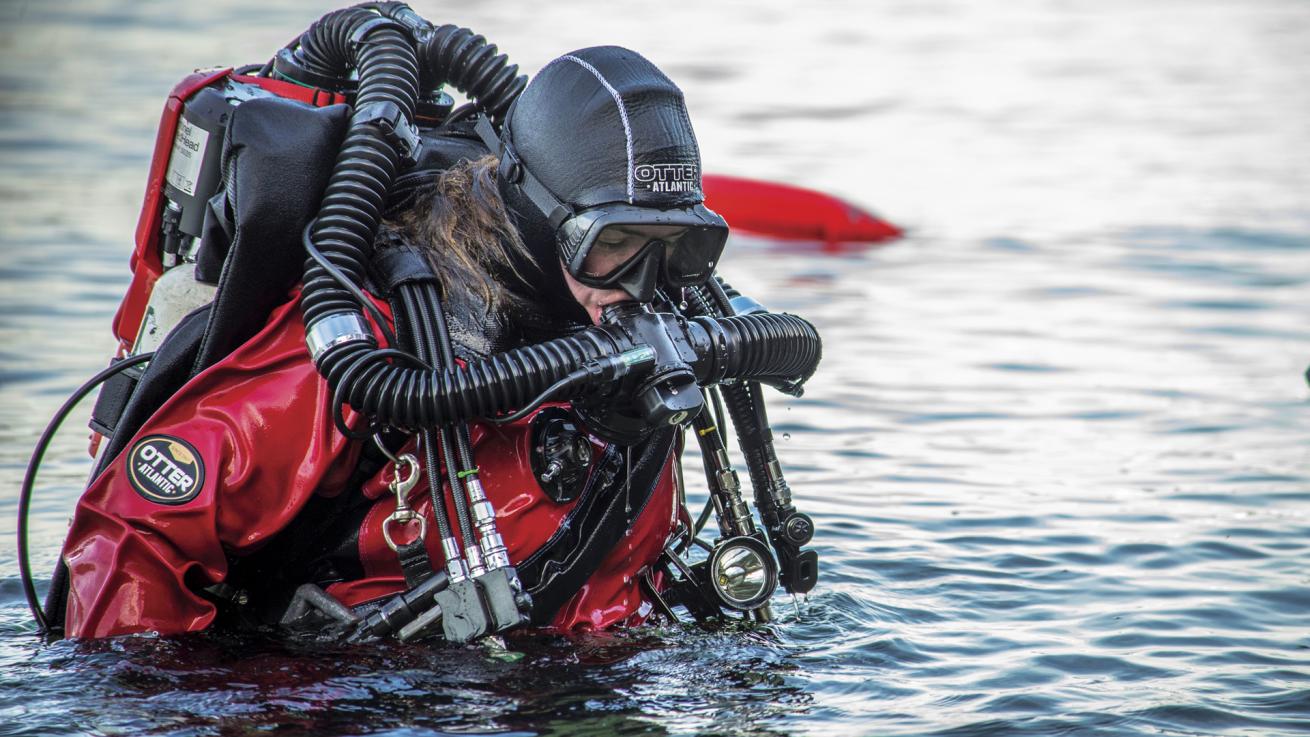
[2,1,1309,735]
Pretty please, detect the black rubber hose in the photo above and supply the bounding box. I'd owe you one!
[407,283,476,550]
[419,282,484,540]
[419,25,527,125]
[690,392,732,539]
[295,8,525,124]
[696,313,822,393]
[323,329,614,429]
[712,277,743,303]
[721,381,778,516]
[18,352,156,633]
[682,281,788,520]
[297,8,420,326]
[397,286,453,545]
[418,283,484,556]
[287,7,561,436]
[686,284,775,506]
[685,281,719,319]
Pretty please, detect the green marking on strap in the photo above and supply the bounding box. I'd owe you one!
[456,467,480,479]
[271,70,319,91]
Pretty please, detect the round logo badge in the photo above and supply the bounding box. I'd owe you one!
[126,435,205,505]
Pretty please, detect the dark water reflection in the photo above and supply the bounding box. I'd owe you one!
[3,0,1310,735]
[12,626,808,736]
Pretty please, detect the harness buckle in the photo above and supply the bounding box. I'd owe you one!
[351,100,422,166]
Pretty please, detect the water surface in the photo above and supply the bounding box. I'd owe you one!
[2,1,1308,735]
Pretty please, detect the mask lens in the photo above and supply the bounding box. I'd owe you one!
[580,228,661,280]
[662,225,727,286]
[578,225,689,283]
[559,205,729,292]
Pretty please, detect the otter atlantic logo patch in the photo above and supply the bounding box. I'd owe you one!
[126,435,204,505]
[635,163,698,193]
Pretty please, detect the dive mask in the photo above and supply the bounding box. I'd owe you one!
[476,115,728,302]
[558,202,728,300]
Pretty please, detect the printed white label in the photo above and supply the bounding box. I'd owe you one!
[164,118,209,197]
[635,163,697,193]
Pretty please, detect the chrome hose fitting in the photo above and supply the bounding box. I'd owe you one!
[306,312,374,363]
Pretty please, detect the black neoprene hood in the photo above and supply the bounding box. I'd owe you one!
[505,45,706,211]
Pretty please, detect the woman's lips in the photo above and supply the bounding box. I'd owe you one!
[591,298,635,324]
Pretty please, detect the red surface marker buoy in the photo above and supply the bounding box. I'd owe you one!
[703,174,902,246]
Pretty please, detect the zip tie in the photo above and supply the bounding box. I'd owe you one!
[697,425,718,437]
[456,467,480,479]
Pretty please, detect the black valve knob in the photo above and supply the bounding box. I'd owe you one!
[781,512,814,546]
[531,407,594,503]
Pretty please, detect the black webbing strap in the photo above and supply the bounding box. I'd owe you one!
[396,538,433,588]
[474,115,574,229]
[88,357,146,439]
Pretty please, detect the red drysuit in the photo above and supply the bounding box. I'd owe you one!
[62,293,680,638]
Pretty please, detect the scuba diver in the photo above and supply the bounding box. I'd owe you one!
[18,5,822,643]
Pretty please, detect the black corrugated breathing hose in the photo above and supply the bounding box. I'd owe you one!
[288,7,822,443]
[686,281,780,505]
[299,8,419,326]
[699,313,822,393]
[420,25,526,124]
[325,312,817,430]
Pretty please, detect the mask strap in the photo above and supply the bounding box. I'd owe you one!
[474,115,573,229]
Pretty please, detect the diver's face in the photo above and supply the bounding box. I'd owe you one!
[561,260,632,325]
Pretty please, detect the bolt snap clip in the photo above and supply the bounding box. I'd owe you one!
[382,453,426,552]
